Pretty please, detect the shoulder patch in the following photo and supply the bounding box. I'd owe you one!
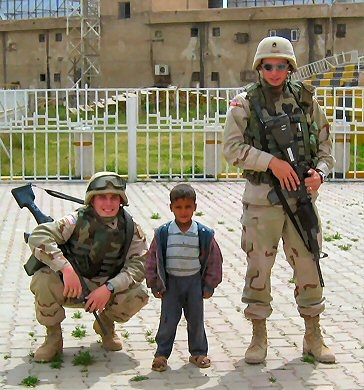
[64,214,77,225]
[136,224,145,240]
[230,99,243,107]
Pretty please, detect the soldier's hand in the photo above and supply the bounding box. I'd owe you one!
[62,265,82,299]
[304,168,321,193]
[85,285,111,312]
[268,157,299,191]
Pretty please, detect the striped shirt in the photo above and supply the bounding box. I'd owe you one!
[165,220,200,277]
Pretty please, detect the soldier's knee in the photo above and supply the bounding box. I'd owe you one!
[30,267,63,296]
[111,284,149,322]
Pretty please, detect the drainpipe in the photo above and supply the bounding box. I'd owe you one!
[1,32,6,85]
[199,23,206,88]
[46,30,51,89]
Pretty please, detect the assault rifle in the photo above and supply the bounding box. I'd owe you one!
[267,114,325,287]
[11,183,107,334]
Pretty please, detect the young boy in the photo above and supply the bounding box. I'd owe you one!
[146,183,223,372]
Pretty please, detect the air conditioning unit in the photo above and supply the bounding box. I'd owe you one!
[155,64,169,76]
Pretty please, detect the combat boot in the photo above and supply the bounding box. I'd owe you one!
[34,324,63,362]
[303,315,335,363]
[93,312,122,351]
[245,319,267,364]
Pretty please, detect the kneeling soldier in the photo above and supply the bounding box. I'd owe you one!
[28,172,149,362]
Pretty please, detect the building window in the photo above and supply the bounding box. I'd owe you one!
[191,72,200,82]
[191,28,199,37]
[54,73,61,82]
[39,34,45,43]
[212,27,220,37]
[40,74,46,82]
[336,24,346,38]
[211,72,219,82]
[119,2,130,19]
[55,33,62,42]
[291,30,299,42]
[208,0,223,7]
[269,29,299,42]
[314,24,323,35]
[155,30,163,39]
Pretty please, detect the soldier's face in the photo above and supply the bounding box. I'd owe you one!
[260,58,289,88]
[91,193,121,217]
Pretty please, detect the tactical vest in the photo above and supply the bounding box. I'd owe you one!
[243,81,319,185]
[65,206,134,279]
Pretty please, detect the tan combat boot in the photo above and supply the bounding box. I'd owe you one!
[34,324,63,362]
[303,315,335,363]
[93,312,122,351]
[245,319,267,364]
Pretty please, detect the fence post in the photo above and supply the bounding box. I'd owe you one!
[73,124,93,179]
[332,119,351,178]
[126,92,138,182]
[204,119,222,178]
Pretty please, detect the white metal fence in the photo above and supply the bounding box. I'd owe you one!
[0,86,363,182]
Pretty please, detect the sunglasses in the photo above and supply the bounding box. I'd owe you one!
[87,175,126,191]
[261,63,289,72]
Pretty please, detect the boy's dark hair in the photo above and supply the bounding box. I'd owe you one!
[170,183,196,203]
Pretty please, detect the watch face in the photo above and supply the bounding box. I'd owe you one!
[106,282,114,292]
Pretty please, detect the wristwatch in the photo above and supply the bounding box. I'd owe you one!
[105,281,114,293]
[316,169,327,183]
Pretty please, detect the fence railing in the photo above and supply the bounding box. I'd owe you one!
[0,86,363,182]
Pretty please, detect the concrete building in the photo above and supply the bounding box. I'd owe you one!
[0,0,363,88]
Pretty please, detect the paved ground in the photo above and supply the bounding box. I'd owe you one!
[0,180,363,390]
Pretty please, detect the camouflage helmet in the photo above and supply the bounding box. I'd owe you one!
[84,171,128,206]
[252,36,297,72]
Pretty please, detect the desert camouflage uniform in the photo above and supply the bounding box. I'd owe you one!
[28,206,149,326]
[223,80,334,320]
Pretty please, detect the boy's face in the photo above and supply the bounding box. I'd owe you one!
[91,193,121,217]
[170,197,196,228]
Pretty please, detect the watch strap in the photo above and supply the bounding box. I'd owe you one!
[105,281,114,293]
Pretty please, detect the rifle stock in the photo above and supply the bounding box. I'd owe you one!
[12,184,108,335]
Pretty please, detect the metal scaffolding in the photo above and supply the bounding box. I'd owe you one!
[0,1,100,88]
[66,0,100,88]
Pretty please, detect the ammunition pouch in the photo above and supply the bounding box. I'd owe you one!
[267,113,294,153]
[24,254,46,276]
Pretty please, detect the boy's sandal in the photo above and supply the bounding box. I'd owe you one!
[189,355,211,368]
[152,356,168,372]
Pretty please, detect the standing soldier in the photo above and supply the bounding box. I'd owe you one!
[28,172,149,362]
[223,37,335,364]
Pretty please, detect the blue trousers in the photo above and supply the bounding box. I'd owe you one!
[155,273,208,358]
